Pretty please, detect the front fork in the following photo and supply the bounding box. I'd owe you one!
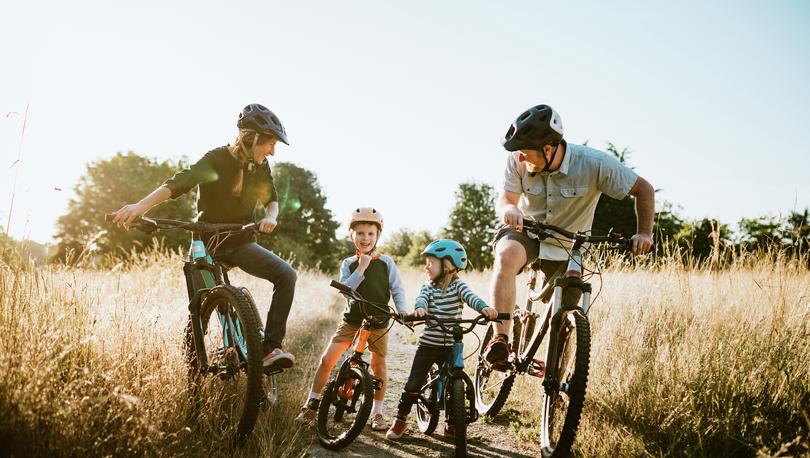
[541,276,591,393]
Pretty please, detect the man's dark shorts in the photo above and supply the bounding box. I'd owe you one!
[492,224,540,265]
[491,224,565,281]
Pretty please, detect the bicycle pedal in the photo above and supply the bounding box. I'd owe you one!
[371,376,383,391]
[528,358,546,378]
[263,366,284,376]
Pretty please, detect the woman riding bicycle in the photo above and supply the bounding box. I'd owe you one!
[111,103,297,369]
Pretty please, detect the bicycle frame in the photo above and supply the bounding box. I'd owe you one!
[419,323,478,424]
[509,246,593,392]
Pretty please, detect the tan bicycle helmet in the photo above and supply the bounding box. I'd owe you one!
[349,207,384,232]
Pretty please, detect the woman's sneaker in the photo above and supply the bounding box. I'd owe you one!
[263,348,295,368]
[385,417,407,440]
[295,399,319,425]
[370,413,388,431]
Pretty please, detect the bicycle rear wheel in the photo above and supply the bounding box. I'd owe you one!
[539,310,590,457]
[416,367,439,434]
[185,285,265,445]
[316,364,373,450]
[474,323,516,417]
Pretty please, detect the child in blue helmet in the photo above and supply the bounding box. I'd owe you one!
[386,240,497,440]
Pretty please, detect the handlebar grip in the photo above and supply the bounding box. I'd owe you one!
[330,280,354,295]
[401,313,424,323]
[496,313,511,320]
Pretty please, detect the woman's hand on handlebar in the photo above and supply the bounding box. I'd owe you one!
[258,216,278,234]
[480,306,498,319]
[111,202,148,227]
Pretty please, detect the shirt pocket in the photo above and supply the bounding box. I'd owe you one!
[523,181,545,196]
[560,186,589,198]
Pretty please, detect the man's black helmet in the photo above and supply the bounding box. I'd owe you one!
[237,103,289,145]
[501,104,563,151]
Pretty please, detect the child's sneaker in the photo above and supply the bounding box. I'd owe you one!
[263,348,295,368]
[443,423,455,436]
[386,417,407,440]
[294,399,319,425]
[370,413,388,431]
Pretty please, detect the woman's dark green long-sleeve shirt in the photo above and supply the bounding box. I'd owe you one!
[162,146,278,248]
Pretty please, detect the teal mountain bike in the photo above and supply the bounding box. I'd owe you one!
[405,312,509,458]
[105,215,284,445]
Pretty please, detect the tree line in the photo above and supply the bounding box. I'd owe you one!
[1,147,807,270]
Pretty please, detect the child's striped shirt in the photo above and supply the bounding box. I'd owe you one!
[414,277,487,347]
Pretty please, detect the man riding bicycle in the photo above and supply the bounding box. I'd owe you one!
[483,104,655,368]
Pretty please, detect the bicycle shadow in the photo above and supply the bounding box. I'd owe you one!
[307,425,534,457]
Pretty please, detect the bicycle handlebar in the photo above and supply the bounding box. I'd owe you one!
[522,219,633,251]
[329,281,412,331]
[401,312,509,336]
[104,214,258,234]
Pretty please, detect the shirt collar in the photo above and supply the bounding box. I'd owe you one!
[550,141,572,176]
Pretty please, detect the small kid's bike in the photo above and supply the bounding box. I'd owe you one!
[404,312,509,458]
[474,219,632,457]
[105,215,284,445]
[316,280,411,450]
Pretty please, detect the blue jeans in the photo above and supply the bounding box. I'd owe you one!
[215,242,297,352]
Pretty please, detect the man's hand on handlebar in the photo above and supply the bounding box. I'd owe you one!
[503,206,524,232]
[480,306,498,319]
[413,308,427,318]
[630,233,654,255]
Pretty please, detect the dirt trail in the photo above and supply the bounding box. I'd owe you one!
[306,324,535,457]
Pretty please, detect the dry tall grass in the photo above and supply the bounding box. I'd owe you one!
[452,258,810,457]
[1,252,808,457]
[0,252,343,457]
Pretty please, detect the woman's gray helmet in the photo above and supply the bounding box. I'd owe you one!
[238,103,289,145]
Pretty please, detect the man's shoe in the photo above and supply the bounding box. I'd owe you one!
[483,334,509,368]
[263,348,295,368]
[386,417,407,440]
[371,413,388,431]
[294,399,319,425]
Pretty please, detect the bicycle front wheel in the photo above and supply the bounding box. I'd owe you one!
[450,378,468,457]
[185,285,265,445]
[316,364,373,450]
[539,310,591,457]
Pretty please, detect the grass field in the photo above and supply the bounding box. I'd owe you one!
[1,252,808,457]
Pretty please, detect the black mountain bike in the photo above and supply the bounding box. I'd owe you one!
[317,281,411,450]
[405,312,509,458]
[105,215,284,444]
[474,220,632,457]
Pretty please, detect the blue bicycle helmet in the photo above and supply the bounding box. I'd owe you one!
[421,239,468,270]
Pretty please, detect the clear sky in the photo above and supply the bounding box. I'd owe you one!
[2,0,809,244]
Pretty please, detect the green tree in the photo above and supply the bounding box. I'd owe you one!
[261,162,341,272]
[738,215,783,250]
[379,228,415,264]
[441,182,498,270]
[402,230,434,268]
[783,209,810,255]
[0,230,20,267]
[676,218,731,263]
[53,152,196,264]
